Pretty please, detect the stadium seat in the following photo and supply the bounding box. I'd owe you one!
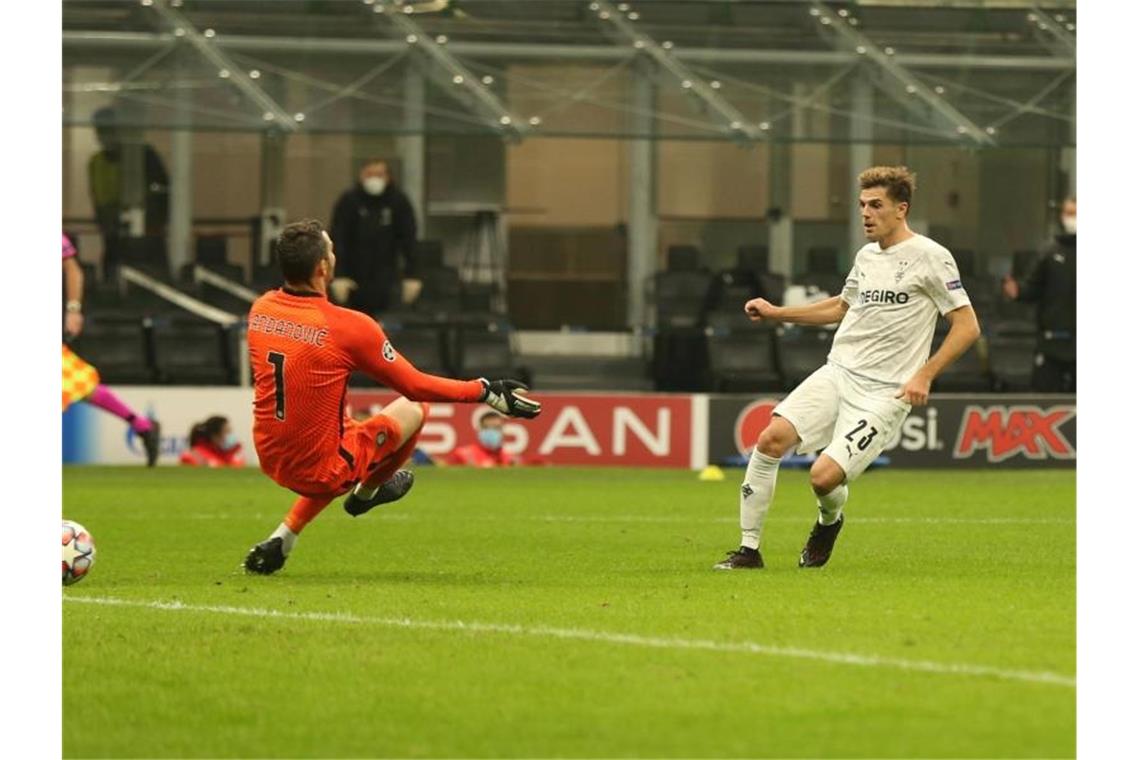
[666,245,701,272]
[931,335,991,393]
[796,247,845,296]
[415,266,463,314]
[775,326,834,389]
[386,325,451,377]
[651,327,707,391]
[70,316,154,385]
[705,269,759,314]
[653,270,714,328]
[150,314,237,385]
[703,312,781,392]
[955,249,977,277]
[987,323,1037,392]
[455,323,528,383]
[737,245,769,273]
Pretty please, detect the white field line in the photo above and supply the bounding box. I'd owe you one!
[146,513,1072,526]
[64,596,1075,689]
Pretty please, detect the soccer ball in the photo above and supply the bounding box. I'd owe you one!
[63,520,96,586]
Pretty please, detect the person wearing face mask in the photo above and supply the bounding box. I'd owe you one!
[444,411,517,467]
[179,415,246,468]
[1002,197,1077,392]
[328,158,421,314]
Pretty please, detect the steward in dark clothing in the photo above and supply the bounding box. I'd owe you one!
[329,161,419,315]
[1004,212,1076,393]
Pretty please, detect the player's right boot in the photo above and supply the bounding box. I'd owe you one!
[244,537,287,575]
[713,546,764,570]
[799,515,845,568]
[343,470,415,517]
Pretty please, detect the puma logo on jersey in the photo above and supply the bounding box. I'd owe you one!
[858,289,911,305]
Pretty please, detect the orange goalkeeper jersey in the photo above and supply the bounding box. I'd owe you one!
[248,287,484,493]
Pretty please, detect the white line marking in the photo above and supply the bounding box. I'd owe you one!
[64,596,1074,689]
[125,513,1072,526]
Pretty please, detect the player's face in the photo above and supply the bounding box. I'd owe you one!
[859,187,908,243]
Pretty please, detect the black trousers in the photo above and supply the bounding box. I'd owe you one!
[1032,354,1076,393]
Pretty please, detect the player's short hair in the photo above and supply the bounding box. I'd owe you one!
[276,219,329,284]
[859,165,917,210]
[360,157,389,171]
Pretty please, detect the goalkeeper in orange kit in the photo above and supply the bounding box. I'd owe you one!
[243,220,540,574]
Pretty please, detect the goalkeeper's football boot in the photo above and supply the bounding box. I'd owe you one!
[799,515,845,568]
[139,419,161,467]
[713,546,764,570]
[343,470,415,517]
[244,537,287,575]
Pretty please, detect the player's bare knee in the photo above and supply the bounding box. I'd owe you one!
[756,418,795,459]
[810,459,844,495]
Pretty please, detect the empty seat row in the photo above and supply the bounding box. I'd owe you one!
[351,319,530,388]
[69,314,239,386]
[654,317,1041,394]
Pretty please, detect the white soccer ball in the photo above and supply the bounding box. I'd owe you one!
[63,520,96,586]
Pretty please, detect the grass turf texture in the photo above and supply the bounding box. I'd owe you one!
[63,466,1074,759]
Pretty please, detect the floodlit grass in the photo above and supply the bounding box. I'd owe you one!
[63,466,1074,758]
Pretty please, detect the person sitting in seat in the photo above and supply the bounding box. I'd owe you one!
[179,415,245,468]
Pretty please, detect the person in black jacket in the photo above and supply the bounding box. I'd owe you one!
[1002,197,1076,392]
[328,158,421,314]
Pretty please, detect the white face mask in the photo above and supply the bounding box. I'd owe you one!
[1060,214,1076,235]
[362,177,387,196]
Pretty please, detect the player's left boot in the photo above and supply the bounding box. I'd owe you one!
[139,419,161,467]
[244,536,287,575]
[799,515,845,568]
[343,470,415,517]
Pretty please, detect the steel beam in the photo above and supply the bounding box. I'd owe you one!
[592,1,761,142]
[1029,6,1076,56]
[371,0,529,139]
[62,31,1075,71]
[809,2,995,145]
[146,0,296,131]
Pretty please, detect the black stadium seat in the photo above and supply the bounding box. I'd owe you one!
[150,314,236,385]
[70,316,154,385]
[775,326,834,389]
[654,270,713,328]
[703,312,781,392]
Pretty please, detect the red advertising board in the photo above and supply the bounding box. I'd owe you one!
[347,391,695,468]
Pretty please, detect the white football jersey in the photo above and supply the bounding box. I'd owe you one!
[827,234,972,387]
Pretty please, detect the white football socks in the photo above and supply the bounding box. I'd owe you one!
[740,449,781,550]
[271,523,298,556]
[816,484,848,526]
[353,482,380,500]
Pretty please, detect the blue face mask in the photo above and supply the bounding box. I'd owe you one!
[477,428,504,451]
[221,433,239,450]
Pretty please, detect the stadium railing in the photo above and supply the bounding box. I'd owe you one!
[118,266,249,386]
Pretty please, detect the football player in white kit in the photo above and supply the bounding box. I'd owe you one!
[715,166,981,570]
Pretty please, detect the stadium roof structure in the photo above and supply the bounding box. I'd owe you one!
[63,0,1076,147]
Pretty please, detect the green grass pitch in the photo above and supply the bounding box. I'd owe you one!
[62,466,1074,758]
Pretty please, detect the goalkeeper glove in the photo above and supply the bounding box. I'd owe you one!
[479,378,541,419]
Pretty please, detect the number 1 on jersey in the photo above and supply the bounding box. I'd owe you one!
[268,351,286,420]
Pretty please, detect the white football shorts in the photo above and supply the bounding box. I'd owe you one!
[773,362,910,481]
